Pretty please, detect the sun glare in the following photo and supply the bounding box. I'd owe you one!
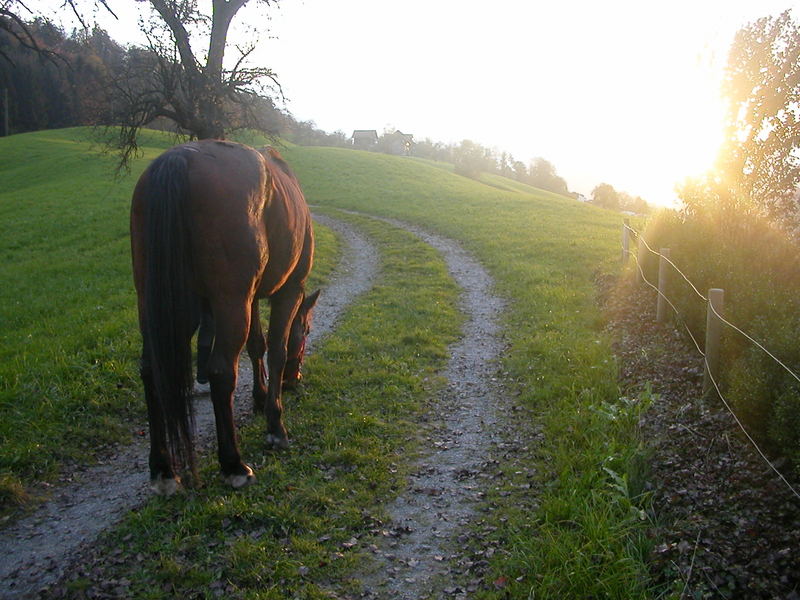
[629,54,728,205]
[620,85,726,206]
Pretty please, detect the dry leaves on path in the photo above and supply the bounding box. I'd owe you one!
[604,277,800,599]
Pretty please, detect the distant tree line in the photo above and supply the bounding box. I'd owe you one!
[402,136,583,199]
[0,19,113,132]
[590,182,649,214]
[361,132,647,210]
[410,137,569,196]
[0,15,348,150]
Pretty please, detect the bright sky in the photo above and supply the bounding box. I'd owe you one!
[45,0,799,205]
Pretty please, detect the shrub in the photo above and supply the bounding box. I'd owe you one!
[637,206,800,474]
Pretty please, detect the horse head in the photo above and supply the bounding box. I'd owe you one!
[283,289,320,387]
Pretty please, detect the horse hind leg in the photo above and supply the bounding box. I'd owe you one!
[196,298,214,386]
[207,302,256,489]
[141,354,181,495]
[246,299,268,414]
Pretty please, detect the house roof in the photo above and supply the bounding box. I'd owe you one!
[351,129,378,138]
[392,130,414,141]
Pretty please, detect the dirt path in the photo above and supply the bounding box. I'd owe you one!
[0,214,377,600]
[350,215,507,599]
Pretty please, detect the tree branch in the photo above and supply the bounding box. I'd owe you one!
[148,0,200,78]
[0,7,63,65]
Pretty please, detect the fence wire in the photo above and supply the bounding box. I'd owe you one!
[706,301,800,387]
[626,224,800,385]
[624,224,800,501]
[629,251,705,357]
[626,224,709,303]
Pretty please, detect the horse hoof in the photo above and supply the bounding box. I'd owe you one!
[150,474,181,496]
[266,433,290,450]
[225,465,256,489]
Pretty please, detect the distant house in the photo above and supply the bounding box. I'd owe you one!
[575,193,589,203]
[351,129,378,149]
[384,130,414,156]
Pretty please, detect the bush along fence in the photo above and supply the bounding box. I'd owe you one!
[620,219,800,500]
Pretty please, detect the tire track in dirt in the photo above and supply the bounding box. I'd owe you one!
[0,214,377,599]
[347,214,507,599]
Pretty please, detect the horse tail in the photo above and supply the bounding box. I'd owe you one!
[142,150,196,478]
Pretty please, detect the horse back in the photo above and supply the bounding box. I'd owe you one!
[132,141,311,302]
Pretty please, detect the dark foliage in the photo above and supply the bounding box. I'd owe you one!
[0,19,115,133]
[638,207,800,477]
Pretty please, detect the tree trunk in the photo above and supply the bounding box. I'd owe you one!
[207,0,247,79]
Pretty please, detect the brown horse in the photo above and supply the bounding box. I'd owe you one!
[131,140,319,495]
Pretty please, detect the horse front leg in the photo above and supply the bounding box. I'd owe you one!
[246,299,268,414]
[265,289,302,449]
[207,302,255,489]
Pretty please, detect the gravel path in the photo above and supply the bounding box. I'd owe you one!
[0,214,377,599]
[350,215,507,599]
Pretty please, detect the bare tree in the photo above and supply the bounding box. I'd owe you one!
[110,0,281,168]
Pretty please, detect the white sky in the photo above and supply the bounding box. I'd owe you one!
[42,0,799,205]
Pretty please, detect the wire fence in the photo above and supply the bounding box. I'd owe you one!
[622,221,800,501]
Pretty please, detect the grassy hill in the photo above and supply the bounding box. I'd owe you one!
[0,129,652,598]
[281,147,651,597]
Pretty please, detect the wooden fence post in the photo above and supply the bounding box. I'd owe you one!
[656,248,670,323]
[621,218,630,264]
[703,288,725,395]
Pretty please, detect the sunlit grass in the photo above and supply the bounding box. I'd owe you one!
[0,129,166,500]
[283,145,653,597]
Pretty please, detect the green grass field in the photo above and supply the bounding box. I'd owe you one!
[1,129,655,598]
